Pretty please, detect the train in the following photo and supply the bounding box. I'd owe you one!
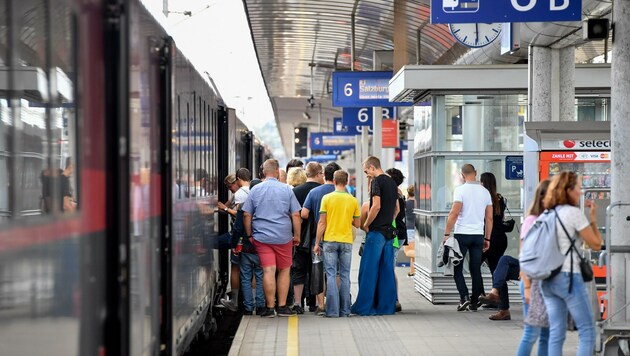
[0,0,270,355]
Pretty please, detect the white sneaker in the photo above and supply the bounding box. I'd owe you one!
[220,297,238,312]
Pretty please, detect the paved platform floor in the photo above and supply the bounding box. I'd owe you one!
[229,238,579,356]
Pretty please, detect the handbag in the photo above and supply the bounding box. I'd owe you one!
[502,197,517,233]
[579,258,594,282]
[502,219,516,233]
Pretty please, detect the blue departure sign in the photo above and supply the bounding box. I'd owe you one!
[505,155,524,180]
[311,133,355,151]
[332,71,411,107]
[431,0,581,24]
[342,107,395,127]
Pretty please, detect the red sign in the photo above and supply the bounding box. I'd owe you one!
[382,119,399,148]
[395,149,402,161]
[541,151,610,162]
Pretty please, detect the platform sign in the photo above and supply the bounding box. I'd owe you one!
[311,132,355,151]
[342,107,395,127]
[431,0,581,24]
[400,140,409,150]
[307,155,339,163]
[505,155,524,180]
[332,71,412,107]
[382,119,399,148]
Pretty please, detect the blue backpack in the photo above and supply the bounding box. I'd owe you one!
[519,209,565,280]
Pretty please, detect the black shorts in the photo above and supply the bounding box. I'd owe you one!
[292,249,311,285]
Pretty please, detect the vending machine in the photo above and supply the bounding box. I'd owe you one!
[525,121,610,320]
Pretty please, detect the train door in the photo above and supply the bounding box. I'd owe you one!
[159,37,174,356]
[126,22,166,356]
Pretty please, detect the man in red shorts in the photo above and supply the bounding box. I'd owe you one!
[243,159,302,317]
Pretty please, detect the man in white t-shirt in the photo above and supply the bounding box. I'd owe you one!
[443,164,493,312]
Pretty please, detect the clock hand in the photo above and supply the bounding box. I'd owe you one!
[475,23,479,44]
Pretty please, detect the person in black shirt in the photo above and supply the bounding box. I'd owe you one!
[291,162,323,313]
[386,167,407,312]
[351,156,399,315]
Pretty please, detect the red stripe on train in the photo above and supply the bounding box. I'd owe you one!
[0,169,106,252]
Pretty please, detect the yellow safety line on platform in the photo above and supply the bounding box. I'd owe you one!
[287,315,299,356]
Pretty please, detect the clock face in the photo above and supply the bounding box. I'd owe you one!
[449,23,502,48]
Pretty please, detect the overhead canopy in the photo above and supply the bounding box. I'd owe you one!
[389,64,612,103]
[243,0,614,157]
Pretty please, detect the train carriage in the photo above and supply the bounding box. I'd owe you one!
[0,0,261,355]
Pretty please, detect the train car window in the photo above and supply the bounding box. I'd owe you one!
[175,95,182,200]
[0,0,78,219]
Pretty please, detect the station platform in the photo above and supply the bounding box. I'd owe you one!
[228,237,578,356]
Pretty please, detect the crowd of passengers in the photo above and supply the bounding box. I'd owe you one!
[217,157,602,356]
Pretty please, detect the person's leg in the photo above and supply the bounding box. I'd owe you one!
[323,242,340,317]
[375,237,397,315]
[490,256,511,310]
[262,266,277,308]
[517,280,541,356]
[406,229,415,276]
[239,253,254,312]
[563,274,596,356]
[351,231,386,315]
[253,240,278,309]
[541,274,570,356]
[274,241,294,308]
[292,249,308,312]
[252,254,265,311]
[468,235,484,306]
[538,327,550,356]
[453,234,471,303]
[339,242,353,317]
[230,259,240,301]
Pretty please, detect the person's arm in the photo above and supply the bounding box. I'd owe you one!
[353,217,361,229]
[291,211,301,246]
[363,195,380,232]
[393,198,400,222]
[217,201,237,217]
[301,207,310,220]
[244,212,253,243]
[579,201,603,251]
[483,204,493,252]
[313,213,327,255]
[443,201,462,242]
[360,202,369,232]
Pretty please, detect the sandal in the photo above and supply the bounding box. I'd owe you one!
[407,272,415,277]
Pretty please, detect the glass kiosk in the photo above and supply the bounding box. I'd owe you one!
[412,94,526,303]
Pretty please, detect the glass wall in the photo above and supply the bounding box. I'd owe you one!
[414,94,527,276]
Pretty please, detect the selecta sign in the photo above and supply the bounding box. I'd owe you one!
[540,139,611,151]
[562,140,610,149]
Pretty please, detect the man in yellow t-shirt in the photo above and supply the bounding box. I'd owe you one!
[313,170,360,317]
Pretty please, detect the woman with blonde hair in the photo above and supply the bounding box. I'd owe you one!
[541,171,602,356]
[287,167,307,187]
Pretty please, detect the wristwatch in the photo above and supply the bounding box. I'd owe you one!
[224,207,229,212]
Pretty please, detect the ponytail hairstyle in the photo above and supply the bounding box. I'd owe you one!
[480,172,500,215]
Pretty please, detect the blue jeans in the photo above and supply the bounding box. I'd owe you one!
[492,255,520,310]
[323,242,353,317]
[240,252,264,312]
[453,234,484,303]
[541,272,595,356]
[351,231,396,315]
[517,280,549,356]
